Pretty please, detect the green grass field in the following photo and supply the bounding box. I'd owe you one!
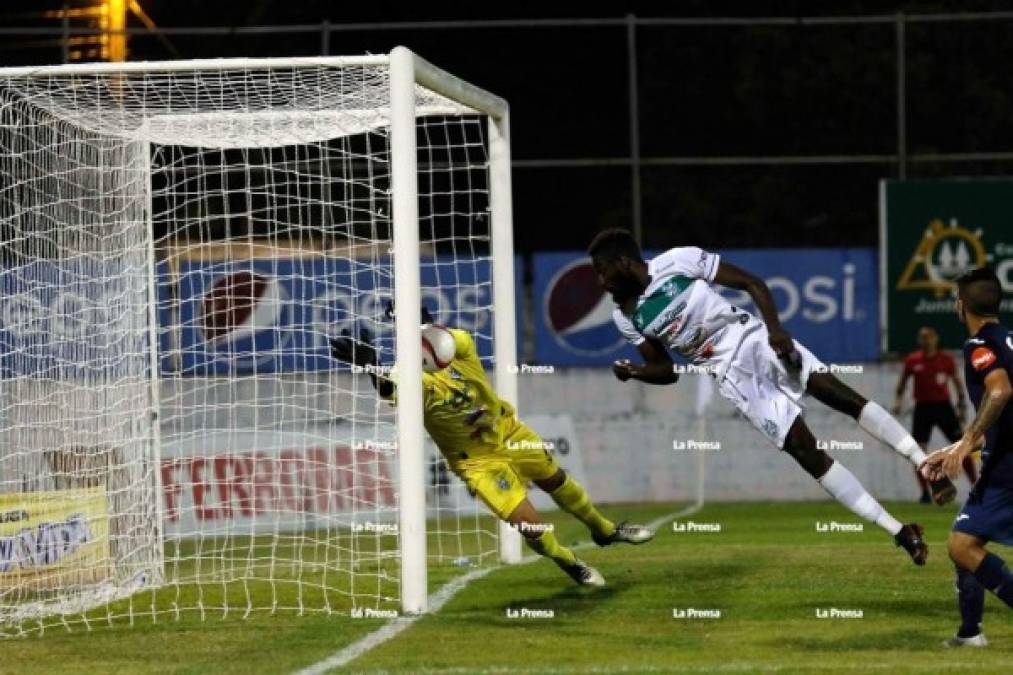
[5,500,1013,674]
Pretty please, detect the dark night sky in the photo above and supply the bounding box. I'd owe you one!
[3,1,1013,252]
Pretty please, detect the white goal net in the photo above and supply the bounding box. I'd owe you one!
[0,51,516,636]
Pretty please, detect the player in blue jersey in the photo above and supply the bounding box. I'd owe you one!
[921,268,1013,648]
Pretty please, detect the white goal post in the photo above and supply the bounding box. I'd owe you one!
[0,46,519,632]
[387,47,522,613]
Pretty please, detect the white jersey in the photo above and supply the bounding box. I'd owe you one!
[613,246,827,449]
[612,247,757,372]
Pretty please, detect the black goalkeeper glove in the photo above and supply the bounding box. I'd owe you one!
[329,328,377,368]
[384,299,435,324]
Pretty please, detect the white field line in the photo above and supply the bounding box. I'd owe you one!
[294,502,703,675]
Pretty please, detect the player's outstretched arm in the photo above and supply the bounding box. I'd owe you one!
[613,337,678,385]
[713,261,794,359]
[329,329,396,398]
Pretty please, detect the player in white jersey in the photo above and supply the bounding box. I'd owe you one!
[588,228,951,565]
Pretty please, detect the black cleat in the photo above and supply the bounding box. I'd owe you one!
[562,559,605,587]
[592,521,655,547]
[895,523,928,565]
[930,477,957,506]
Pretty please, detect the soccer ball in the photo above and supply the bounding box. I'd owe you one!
[421,324,456,372]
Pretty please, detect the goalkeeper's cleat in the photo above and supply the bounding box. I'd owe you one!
[563,560,605,587]
[943,633,988,648]
[894,523,928,566]
[929,476,957,506]
[592,521,655,547]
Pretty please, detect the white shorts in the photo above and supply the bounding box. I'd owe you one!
[715,323,826,449]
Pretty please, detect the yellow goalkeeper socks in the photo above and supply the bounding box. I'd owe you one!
[525,530,577,568]
[550,476,616,539]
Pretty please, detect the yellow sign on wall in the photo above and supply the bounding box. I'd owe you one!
[0,487,110,590]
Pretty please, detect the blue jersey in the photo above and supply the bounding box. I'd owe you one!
[962,322,1013,491]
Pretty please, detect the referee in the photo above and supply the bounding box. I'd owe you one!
[893,326,977,503]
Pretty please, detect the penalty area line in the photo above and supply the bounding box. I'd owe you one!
[293,502,701,674]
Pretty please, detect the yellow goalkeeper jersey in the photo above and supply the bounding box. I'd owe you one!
[389,328,518,465]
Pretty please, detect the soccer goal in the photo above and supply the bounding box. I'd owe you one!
[0,47,518,635]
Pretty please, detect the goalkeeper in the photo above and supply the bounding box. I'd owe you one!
[330,307,653,587]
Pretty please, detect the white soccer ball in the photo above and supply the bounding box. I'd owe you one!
[421,324,456,372]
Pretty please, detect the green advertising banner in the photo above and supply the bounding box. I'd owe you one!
[881,179,1013,355]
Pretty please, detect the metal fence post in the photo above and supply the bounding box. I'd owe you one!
[321,20,330,56]
[626,14,643,245]
[896,12,907,179]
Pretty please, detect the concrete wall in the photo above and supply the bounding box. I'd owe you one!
[513,362,970,504]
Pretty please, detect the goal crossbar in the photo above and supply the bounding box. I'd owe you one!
[0,48,509,120]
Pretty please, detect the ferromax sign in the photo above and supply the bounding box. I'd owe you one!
[533,248,878,367]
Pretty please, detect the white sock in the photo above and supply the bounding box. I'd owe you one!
[858,401,926,466]
[818,461,903,536]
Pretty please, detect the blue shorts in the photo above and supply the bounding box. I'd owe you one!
[952,485,1013,546]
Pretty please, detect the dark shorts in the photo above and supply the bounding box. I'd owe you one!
[912,401,962,445]
[952,485,1013,546]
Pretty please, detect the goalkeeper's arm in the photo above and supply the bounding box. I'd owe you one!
[329,329,395,398]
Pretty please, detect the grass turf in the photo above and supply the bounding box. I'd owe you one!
[4,500,1013,673]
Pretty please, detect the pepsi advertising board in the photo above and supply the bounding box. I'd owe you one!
[162,256,510,375]
[533,248,878,367]
[0,257,148,379]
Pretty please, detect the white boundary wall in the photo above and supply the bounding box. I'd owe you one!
[157,361,963,513]
[514,362,970,504]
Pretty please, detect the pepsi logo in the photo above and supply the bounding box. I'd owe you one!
[199,270,292,369]
[544,259,626,357]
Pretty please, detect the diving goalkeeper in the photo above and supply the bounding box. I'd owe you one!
[330,309,653,587]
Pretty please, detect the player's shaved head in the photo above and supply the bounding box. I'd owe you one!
[956,267,1002,317]
[587,228,643,263]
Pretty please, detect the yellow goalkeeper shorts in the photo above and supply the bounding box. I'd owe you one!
[450,423,561,521]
